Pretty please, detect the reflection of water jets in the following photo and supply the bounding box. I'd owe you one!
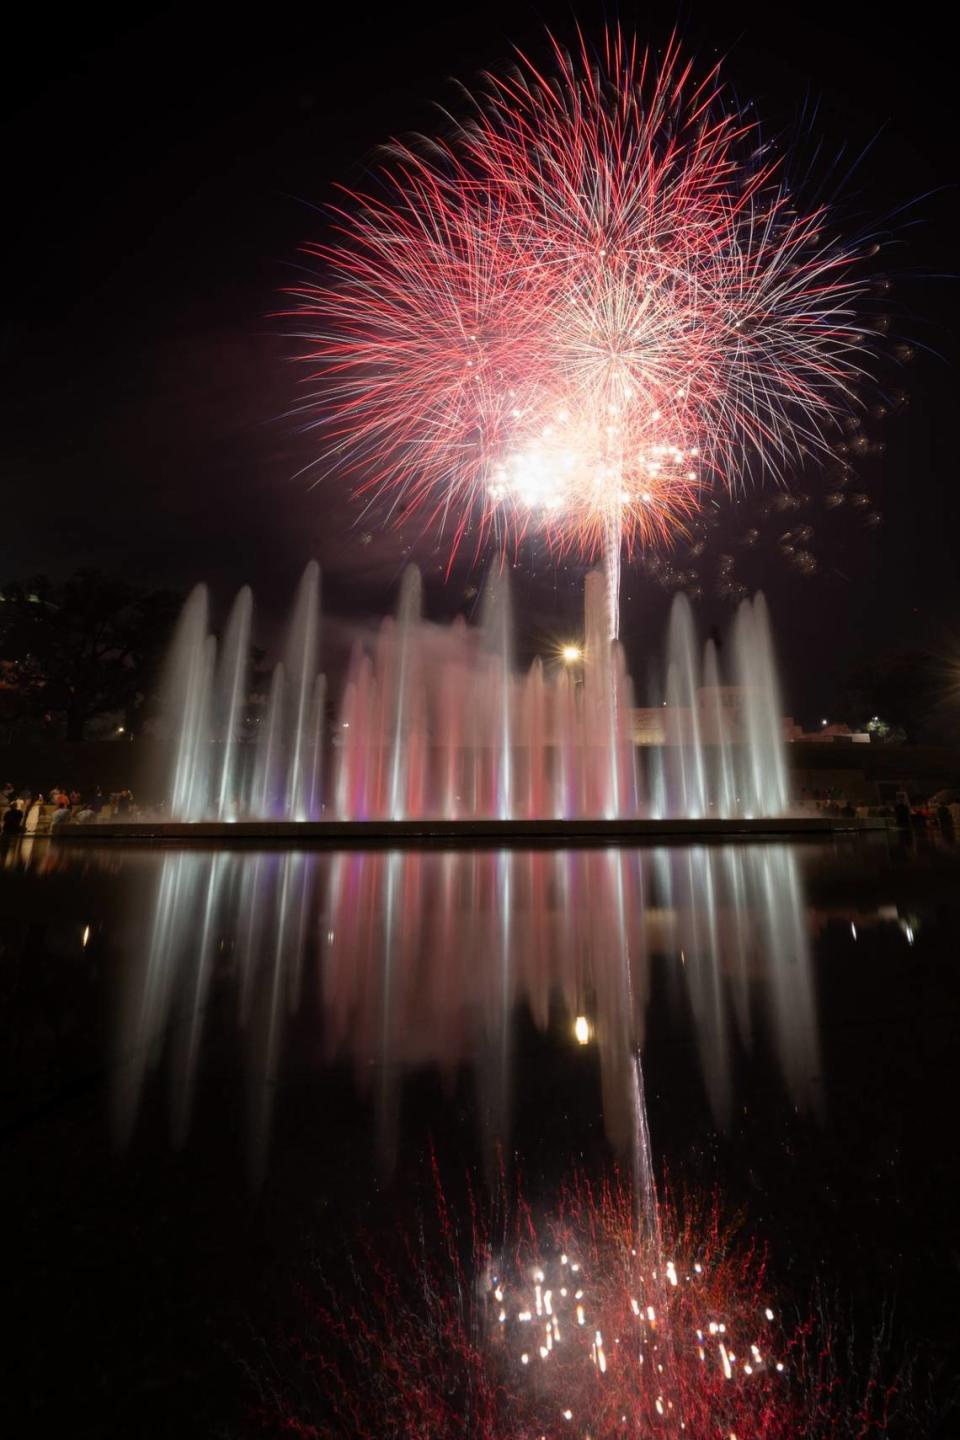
[601,847,657,1238]
[474,850,513,1178]
[721,847,753,1048]
[667,845,819,1124]
[375,851,404,1174]
[171,853,229,1145]
[116,843,820,1178]
[246,852,310,1183]
[674,847,733,1127]
[113,852,204,1145]
[752,847,822,1115]
[237,853,272,1026]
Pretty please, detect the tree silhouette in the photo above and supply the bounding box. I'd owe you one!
[0,570,180,741]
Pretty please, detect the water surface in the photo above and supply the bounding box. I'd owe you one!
[2,834,957,1435]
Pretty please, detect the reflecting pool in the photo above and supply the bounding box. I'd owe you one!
[2,835,957,1435]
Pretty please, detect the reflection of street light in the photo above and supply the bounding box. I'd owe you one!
[574,1015,591,1045]
[562,644,583,665]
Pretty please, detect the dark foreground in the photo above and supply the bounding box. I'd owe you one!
[1,832,958,1436]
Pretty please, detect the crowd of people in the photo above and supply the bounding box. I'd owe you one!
[801,783,960,840]
[0,782,137,837]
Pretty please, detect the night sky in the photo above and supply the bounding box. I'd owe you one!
[2,1,956,723]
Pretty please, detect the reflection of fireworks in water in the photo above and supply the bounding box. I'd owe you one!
[260,1171,907,1439]
[484,1179,786,1438]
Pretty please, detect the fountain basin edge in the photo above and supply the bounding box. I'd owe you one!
[52,816,889,845]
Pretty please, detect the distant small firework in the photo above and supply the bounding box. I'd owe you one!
[287,27,879,611]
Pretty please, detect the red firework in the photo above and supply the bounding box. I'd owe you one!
[285,29,876,565]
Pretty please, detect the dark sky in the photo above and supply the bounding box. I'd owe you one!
[2,1,956,721]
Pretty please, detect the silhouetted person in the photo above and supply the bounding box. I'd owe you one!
[1,805,24,838]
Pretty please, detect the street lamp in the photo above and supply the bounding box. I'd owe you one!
[561,644,583,665]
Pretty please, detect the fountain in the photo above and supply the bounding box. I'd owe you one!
[131,560,816,834]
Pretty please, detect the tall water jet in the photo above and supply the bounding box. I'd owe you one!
[438,616,470,820]
[158,561,790,823]
[284,560,322,821]
[386,567,423,820]
[603,511,622,641]
[214,586,253,821]
[165,585,214,820]
[251,664,285,818]
[481,568,514,820]
[306,673,327,819]
[733,592,789,817]
[664,594,707,818]
[702,635,736,819]
[523,658,548,819]
[553,665,578,819]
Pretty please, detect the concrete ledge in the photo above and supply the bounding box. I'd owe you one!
[53,816,889,846]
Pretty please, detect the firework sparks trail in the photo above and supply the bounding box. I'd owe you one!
[286,29,877,635]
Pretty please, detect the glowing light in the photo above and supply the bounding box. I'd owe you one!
[289,29,878,575]
[561,644,583,664]
[574,1015,591,1045]
[81,925,91,947]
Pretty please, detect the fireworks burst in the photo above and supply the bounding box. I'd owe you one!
[287,29,877,632]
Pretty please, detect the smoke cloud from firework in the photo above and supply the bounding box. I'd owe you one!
[287,29,878,576]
